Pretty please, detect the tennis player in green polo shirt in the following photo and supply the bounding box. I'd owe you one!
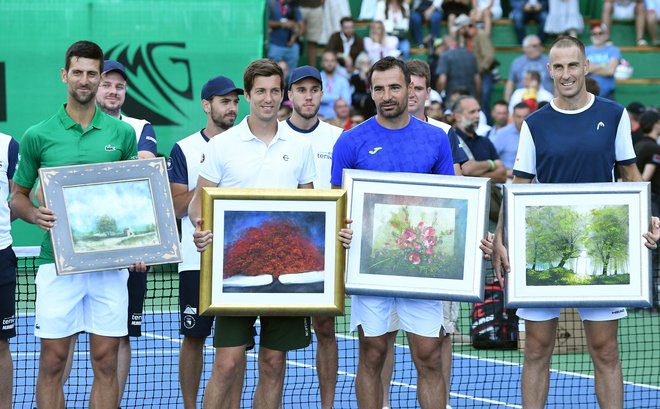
[10,41,140,409]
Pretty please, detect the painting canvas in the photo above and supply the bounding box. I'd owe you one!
[504,183,653,308]
[39,158,182,275]
[199,188,347,316]
[343,169,490,302]
[525,204,630,286]
[65,180,159,252]
[222,211,326,293]
[360,194,467,280]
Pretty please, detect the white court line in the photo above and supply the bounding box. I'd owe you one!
[336,333,660,391]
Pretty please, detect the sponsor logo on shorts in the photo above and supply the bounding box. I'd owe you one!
[131,313,143,326]
[2,316,14,331]
[304,317,310,336]
[183,305,197,315]
[183,315,196,329]
[612,309,625,315]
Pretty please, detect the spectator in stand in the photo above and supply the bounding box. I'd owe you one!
[508,70,554,114]
[504,34,552,102]
[349,53,377,119]
[602,0,647,46]
[644,0,659,45]
[326,17,366,73]
[299,0,324,67]
[628,101,647,143]
[442,0,472,34]
[268,0,304,71]
[375,0,412,60]
[278,100,294,121]
[277,60,291,103]
[429,38,448,87]
[585,76,601,95]
[586,22,621,100]
[319,51,352,119]
[490,102,531,180]
[511,0,549,45]
[485,100,510,139]
[363,20,401,63]
[426,99,445,120]
[471,0,504,36]
[410,0,443,48]
[544,0,584,38]
[326,98,353,130]
[319,0,351,44]
[634,109,660,217]
[453,13,497,121]
[435,35,481,102]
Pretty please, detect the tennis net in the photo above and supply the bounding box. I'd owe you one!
[11,246,660,408]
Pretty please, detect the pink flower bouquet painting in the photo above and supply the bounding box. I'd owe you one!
[360,193,467,280]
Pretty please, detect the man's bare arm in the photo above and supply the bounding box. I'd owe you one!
[171,182,193,219]
[619,163,643,182]
[189,176,217,252]
[10,183,56,230]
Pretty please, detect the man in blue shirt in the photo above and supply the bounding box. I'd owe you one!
[331,56,454,409]
[492,36,660,408]
[267,0,304,71]
[586,22,621,100]
[489,102,531,179]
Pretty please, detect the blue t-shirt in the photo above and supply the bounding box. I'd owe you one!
[138,123,158,155]
[513,96,636,183]
[269,0,302,46]
[330,116,455,186]
[508,54,553,94]
[489,123,519,169]
[585,44,621,98]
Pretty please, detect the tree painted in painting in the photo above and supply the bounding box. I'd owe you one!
[526,206,585,269]
[585,205,629,275]
[96,214,118,236]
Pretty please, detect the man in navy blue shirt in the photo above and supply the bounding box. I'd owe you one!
[492,36,660,409]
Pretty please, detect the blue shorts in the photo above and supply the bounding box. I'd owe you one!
[179,270,214,338]
[127,269,148,337]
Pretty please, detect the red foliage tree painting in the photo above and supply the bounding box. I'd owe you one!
[223,219,325,279]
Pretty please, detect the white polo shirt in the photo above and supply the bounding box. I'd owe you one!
[199,116,317,188]
[279,119,342,189]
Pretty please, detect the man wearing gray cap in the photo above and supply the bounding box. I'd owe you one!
[168,75,244,409]
[279,65,343,408]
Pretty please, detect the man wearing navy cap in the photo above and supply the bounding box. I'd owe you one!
[279,65,343,408]
[168,75,244,409]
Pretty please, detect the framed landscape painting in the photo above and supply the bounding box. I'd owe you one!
[199,188,347,316]
[39,158,181,275]
[504,182,653,308]
[342,169,490,302]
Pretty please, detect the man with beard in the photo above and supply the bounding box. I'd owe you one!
[167,76,245,409]
[279,65,343,409]
[319,51,351,120]
[331,56,454,409]
[61,59,154,408]
[10,41,139,409]
[451,95,506,185]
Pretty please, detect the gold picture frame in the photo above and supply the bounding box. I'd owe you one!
[199,187,347,316]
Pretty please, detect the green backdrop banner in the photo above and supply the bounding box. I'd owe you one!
[1,0,265,246]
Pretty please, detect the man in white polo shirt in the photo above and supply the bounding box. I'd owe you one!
[279,65,343,409]
[189,59,351,408]
[168,75,244,409]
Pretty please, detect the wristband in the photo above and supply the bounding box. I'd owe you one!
[488,159,495,171]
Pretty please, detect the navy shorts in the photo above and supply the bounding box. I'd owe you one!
[179,270,214,338]
[127,269,148,337]
[0,246,17,340]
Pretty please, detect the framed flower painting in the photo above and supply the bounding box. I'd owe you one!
[342,169,490,301]
[199,187,347,316]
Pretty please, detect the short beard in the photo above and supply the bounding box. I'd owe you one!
[461,117,476,133]
[213,117,235,131]
[378,100,406,119]
[294,104,320,120]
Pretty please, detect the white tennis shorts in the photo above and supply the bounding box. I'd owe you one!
[350,295,443,338]
[34,263,129,338]
[387,300,460,335]
[517,307,627,322]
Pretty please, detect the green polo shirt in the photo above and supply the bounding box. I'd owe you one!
[14,104,138,264]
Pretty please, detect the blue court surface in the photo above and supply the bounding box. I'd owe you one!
[11,312,660,408]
